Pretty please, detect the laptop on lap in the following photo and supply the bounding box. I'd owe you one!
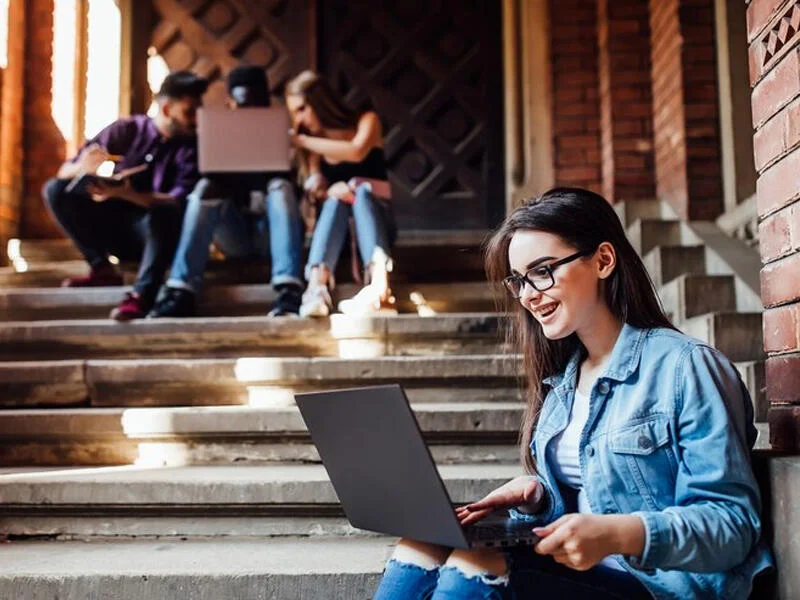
[197,107,291,173]
[295,384,540,549]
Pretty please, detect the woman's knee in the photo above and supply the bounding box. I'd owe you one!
[445,547,509,578]
[393,538,451,569]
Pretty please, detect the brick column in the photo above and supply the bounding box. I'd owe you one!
[748,0,800,451]
[549,0,602,194]
[649,0,724,220]
[597,0,656,202]
[23,0,65,239]
[0,0,26,259]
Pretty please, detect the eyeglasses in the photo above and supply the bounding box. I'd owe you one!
[503,250,594,298]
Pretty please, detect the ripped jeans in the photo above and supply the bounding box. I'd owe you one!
[167,176,303,293]
[374,559,510,600]
[374,550,652,600]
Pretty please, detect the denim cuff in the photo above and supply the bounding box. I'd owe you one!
[166,278,197,295]
[508,480,553,525]
[628,511,663,573]
[271,274,304,289]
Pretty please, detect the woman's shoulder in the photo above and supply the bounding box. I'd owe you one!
[638,326,741,384]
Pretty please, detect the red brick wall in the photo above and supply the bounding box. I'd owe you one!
[649,0,723,220]
[748,0,800,451]
[550,0,602,194]
[22,0,65,239]
[0,0,25,250]
[597,0,656,202]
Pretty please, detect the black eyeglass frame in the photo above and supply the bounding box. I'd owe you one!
[503,249,595,298]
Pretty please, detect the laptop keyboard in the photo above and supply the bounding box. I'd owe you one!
[465,523,535,542]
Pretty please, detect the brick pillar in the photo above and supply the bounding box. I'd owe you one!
[0,0,26,260]
[748,0,800,451]
[549,0,602,194]
[597,0,656,202]
[23,0,65,239]
[649,0,724,220]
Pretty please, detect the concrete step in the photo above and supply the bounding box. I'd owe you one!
[1,231,491,288]
[626,218,700,257]
[0,463,519,510]
[681,312,765,362]
[0,537,393,599]
[642,244,707,287]
[0,313,507,361]
[613,199,677,228]
[0,403,523,466]
[658,274,737,323]
[0,354,523,408]
[736,361,768,423]
[0,281,496,321]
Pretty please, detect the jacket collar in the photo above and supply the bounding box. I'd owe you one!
[543,322,648,389]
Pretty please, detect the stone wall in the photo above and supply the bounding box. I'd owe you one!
[747,0,800,451]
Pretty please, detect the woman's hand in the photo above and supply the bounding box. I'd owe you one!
[289,128,307,149]
[456,476,544,526]
[327,181,355,204]
[533,514,646,571]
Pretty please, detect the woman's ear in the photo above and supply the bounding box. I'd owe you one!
[596,242,617,280]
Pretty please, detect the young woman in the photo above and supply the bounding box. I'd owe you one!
[285,70,396,317]
[374,187,773,599]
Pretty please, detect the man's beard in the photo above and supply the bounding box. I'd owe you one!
[168,117,194,138]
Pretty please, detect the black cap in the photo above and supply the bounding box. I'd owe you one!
[227,65,270,107]
[156,70,209,100]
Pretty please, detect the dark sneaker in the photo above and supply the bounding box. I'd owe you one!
[62,263,123,288]
[268,284,302,317]
[110,292,148,321]
[147,287,197,318]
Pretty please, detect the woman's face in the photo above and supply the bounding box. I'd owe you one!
[286,94,323,135]
[508,229,608,341]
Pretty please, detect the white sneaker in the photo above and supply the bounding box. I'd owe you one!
[299,282,333,317]
[338,284,397,316]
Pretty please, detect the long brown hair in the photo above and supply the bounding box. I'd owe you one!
[285,70,360,182]
[484,188,675,474]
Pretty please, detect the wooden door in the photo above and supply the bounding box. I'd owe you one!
[320,0,505,231]
[150,0,315,105]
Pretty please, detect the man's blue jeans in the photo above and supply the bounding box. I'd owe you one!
[305,183,396,281]
[167,177,303,293]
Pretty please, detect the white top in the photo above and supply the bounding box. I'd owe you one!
[548,388,625,571]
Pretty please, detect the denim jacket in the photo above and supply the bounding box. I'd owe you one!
[510,323,774,599]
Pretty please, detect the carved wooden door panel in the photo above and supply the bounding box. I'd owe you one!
[320,0,505,231]
[150,0,315,106]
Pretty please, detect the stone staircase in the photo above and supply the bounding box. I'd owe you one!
[0,203,776,599]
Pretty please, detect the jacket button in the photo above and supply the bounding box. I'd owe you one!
[638,435,653,450]
[598,382,610,394]
[586,445,595,457]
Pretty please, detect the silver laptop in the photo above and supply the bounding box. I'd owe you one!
[197,107,291,173]
[295,384,540,549]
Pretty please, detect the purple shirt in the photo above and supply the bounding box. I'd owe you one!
[74,115,198,202]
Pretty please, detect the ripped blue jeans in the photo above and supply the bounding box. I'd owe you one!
[374,559,509,600]
[374,550,652,600]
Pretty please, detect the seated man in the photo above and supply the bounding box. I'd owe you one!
[43,70,207,321]
[148,66,304,318]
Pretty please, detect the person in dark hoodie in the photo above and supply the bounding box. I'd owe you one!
[148,65,304,318]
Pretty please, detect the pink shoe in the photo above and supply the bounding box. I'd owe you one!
[62,263,123,288]
[110,292,147,321]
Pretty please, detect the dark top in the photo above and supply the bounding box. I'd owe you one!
[72,115,199,202]
[320,147,388,184]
